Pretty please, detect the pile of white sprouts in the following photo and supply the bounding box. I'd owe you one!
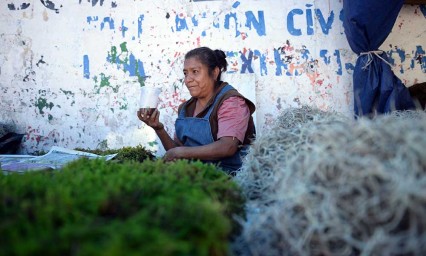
[233,106,426,256]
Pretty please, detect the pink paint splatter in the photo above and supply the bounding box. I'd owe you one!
[159,89,186,114]
[307,71,320,87]
[241,32,247,40]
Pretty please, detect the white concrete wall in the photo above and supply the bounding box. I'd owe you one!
[0,1,425,155]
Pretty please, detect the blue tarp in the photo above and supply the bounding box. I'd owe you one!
[342,0,415,117]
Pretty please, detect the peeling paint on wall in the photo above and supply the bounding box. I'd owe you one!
[0,0,424,155]
[7,2,30,11]
[104,42,146,84]
[40,0,62,14]
[79,0,117,8]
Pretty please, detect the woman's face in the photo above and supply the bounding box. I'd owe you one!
[183,57,217,99]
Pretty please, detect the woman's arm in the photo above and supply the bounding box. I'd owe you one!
[163,136,239,161]
[137,108,179,151]
[155,126,182,150]
[164,96,250,161]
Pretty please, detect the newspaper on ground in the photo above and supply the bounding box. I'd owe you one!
[0,146,117,174]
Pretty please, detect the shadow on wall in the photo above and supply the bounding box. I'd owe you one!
[0,125,24,154]
[409,82,426,110]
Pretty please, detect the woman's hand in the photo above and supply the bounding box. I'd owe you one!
[163,147,185,162]
[137,108,164,131]
[163,137,239,162]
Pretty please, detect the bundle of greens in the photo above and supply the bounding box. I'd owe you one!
[1,159,244,256]
[234,107,426,256]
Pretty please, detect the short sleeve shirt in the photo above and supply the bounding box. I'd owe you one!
[216,96,250,143]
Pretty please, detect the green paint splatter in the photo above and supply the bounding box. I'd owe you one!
[100,73,111,88]
[119,102,128,110]
[138,78,145,87]
[148,141,158,147]
[94,73,119,93]
[135,61,146,87]
[48,114,53,121]
[109,46,118,63]
[107,43,128,65]
[60,89,74,97]
[60,89,75,105]
[121,43,129,63]
[229,51,239,57]
[120,42,128,52]
[105,42,148,89]
[35,97,54,114]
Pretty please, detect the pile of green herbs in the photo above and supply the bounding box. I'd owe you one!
[1,158,244,256]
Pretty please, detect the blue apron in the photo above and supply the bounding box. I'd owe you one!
[175,84,245,174]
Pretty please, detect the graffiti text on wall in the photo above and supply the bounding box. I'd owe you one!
[6,0,117,13]
[77,2,426,84]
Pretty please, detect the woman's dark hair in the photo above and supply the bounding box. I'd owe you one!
[185,47,228,85]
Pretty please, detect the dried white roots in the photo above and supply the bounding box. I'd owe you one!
[234,106,426,256]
